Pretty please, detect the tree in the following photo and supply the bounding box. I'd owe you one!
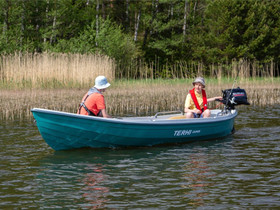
[203,0,280,62]
[0,0,279,77]
[96,18,140,64]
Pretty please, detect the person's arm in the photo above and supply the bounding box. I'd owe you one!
[95,94,112,118]
[100,109,111,118]
[207,96,222,102]
[184,107,201,114]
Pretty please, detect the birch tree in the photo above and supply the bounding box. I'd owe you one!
[183,0,188,42]
[134,8,141,42]
[142,0,158,48]
[96,0,99,46]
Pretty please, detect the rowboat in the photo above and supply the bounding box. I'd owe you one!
[32,87,249,151]
[31,108,238,151]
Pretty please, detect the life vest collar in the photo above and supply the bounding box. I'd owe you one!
[88,87,102,95]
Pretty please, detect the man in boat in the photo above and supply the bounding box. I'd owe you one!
[78,75,111,118]
[184,77,222,118]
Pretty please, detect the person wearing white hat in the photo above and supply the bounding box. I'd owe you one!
[78,75,111,118]
[184,77,222,118]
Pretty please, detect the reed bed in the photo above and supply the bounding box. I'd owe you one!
[0,53,115,89]
[0,53,278,89]
[1,79,279,121]
[121,58,279,79]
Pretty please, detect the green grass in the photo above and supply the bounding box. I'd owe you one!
[111,77,279,88]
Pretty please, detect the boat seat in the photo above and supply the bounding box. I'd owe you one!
[168,115,186,120]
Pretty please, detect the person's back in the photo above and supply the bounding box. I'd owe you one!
[78,89,105,116]
[78,76,111,118]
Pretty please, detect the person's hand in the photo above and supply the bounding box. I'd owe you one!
[194,109,201,114]
[215,96,223,102]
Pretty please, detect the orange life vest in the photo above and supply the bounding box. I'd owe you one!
[189,88,208,113]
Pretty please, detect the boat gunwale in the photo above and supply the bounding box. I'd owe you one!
[31,108,237,125]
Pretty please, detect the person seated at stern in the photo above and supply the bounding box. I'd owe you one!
[184,77,222,118]
[77,75,111,118]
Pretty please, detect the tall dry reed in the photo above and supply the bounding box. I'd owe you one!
[0,53,115,89]
[1,79,279,121]
[120,58,278,80]
[1,53,278,88]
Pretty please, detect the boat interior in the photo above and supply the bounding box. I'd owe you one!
[115,109,236,122]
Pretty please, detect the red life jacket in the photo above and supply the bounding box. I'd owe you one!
[189,88,208,113]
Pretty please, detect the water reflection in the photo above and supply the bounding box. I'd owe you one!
[36,148,166,209]
[30,134,236,209]
[180,138,234,207]
[37,150,111,208]
[1,105,280,208]
[182,153,212,206]
[81,164,109,209]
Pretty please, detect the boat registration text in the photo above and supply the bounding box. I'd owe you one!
[174,129,201,136]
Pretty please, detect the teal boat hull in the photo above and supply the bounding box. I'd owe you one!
[31,108,237,151]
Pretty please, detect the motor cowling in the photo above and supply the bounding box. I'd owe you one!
[220,87,250,109]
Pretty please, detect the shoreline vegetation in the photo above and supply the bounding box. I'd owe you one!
[1,53,279,121]
[0,53,279,89]
[0,53,115,89]
[1,79,279,121]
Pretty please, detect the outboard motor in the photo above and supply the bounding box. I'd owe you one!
[220,87,250,110]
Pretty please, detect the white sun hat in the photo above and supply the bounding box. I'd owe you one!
[94,76,111,89]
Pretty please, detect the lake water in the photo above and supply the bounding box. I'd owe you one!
[1,106,280,209]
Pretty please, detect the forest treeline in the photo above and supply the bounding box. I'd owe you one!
[0,0,279,78]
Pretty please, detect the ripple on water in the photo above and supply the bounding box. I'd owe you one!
[1,106,280,208]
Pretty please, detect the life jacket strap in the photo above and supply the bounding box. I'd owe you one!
[189,88,208,113]
[78,94,96,116]
[78,87,103,116]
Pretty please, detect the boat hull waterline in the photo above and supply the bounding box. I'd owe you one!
[31,108,237,151]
